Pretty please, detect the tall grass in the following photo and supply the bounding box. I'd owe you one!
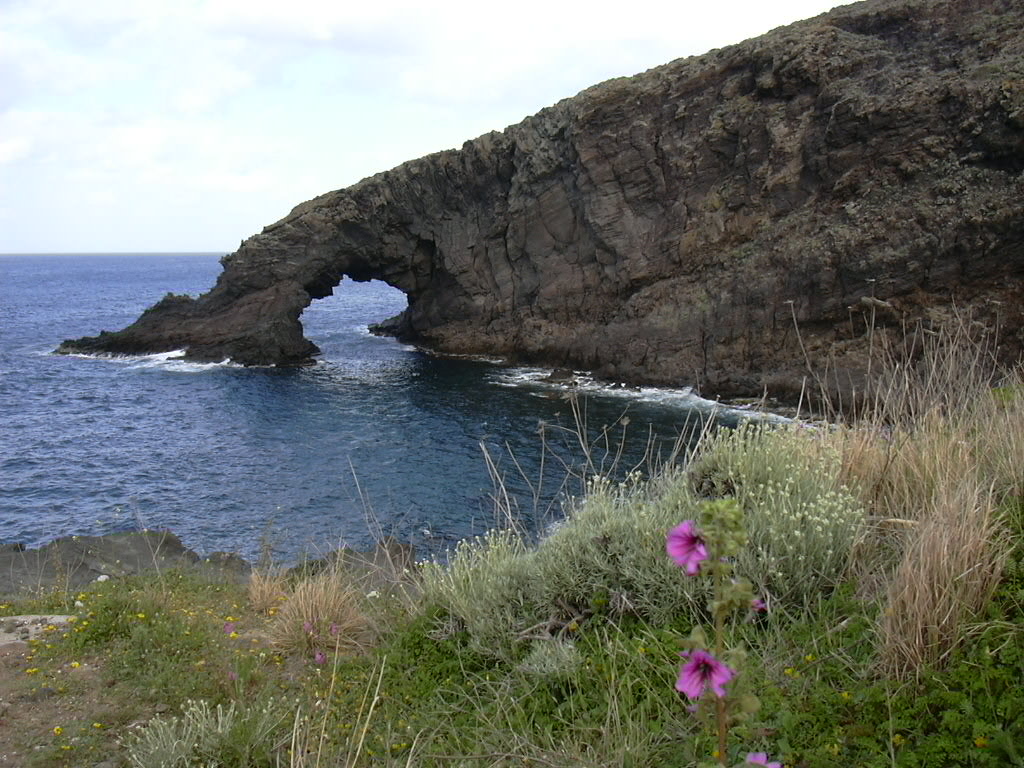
[877,477,1006,676]
[418,624,693,766]
[820,316,1022,677]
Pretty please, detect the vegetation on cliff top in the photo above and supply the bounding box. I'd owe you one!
[3,322,1023,766]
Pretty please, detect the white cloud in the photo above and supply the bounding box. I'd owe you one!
[0,136,32,165]
[0,0,841,252]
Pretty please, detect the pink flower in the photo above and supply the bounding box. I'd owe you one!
[751,597,767,613]
[303,620,314,634]
[675,649,735,699]
[313,650,327,665]
[223,621,236,634]
[745,753,781,768]
[329,622,340,636]
[666,521,708,575]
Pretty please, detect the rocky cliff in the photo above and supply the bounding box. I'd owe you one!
[59,0,1024,403]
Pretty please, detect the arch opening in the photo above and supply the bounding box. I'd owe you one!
[299,278,409,361]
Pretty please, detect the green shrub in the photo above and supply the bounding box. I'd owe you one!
[689,423,865,605]
[121,697,289,768]
[528,473,706,625]
[419,527,534,657]
[421,471,710,659]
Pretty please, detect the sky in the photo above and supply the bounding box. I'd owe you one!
[0,0,844,254]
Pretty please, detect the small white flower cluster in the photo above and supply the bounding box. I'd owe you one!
[742,476,863,602]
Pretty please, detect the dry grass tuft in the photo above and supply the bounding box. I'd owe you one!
[247,564,289,615]
[267,563,377,655]
[876,479,1007,678]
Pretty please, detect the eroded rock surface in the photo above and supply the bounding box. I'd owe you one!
[0,531,248,597]
[59,0,1024,402]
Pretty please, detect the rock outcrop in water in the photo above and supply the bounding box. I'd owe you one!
[59,0,1024,403]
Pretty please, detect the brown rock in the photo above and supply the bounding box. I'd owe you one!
[58,0,1024,404]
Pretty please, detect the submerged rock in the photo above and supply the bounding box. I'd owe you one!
[58,0,1024,404]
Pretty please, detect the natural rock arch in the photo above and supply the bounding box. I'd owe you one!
[59,0,1024,403]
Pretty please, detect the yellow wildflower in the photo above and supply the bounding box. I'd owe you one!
[53,726,63,736]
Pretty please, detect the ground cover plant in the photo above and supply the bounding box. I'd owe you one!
[1,319,1021,766]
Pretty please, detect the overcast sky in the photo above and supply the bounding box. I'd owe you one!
[1,0,844,254]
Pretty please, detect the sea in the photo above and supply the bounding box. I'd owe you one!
[0,252,779,564]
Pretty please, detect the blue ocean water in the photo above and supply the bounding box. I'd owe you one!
[0,253,765,563]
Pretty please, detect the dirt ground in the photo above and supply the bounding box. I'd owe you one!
[0,626,125,768]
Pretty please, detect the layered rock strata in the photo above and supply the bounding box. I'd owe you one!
[59,0,1024,402]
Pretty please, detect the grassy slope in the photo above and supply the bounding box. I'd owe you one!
[3,328,1023,768]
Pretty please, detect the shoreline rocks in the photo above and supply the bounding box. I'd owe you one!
[0,531,416,601]
[0,531,251,598]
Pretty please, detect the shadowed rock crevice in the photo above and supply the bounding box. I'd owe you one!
[58,0,1024,402]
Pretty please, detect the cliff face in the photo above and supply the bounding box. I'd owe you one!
[60,0,1024,402]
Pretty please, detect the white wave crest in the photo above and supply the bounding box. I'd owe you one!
[488,366,792,424]
[59,348,240,373]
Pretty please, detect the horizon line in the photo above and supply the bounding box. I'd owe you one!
[0,250,228,256]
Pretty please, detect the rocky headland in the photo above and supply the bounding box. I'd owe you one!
[58,0,1024,403]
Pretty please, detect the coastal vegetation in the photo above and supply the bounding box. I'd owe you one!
[3,322,1023,766]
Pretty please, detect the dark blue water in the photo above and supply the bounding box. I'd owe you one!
[1,253,770,563]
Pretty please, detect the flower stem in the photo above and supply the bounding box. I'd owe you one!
[714,560,727,765]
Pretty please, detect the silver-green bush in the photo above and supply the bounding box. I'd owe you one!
[420,471,707,659]
[421,423,866,657]
[527,473,706,625]
[419,527,535,656]
[688,423,865,604]
[121,698,288,768]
